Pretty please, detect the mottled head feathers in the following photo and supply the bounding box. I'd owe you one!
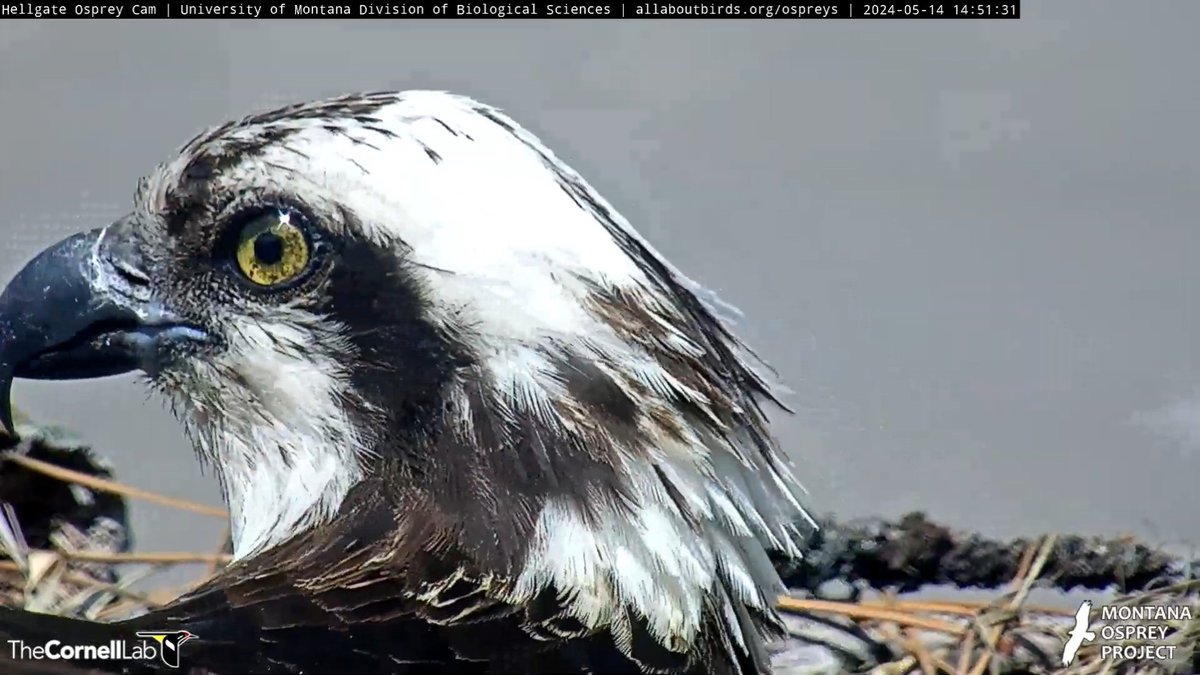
[104,91,813,674]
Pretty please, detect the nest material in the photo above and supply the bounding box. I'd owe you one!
[775,536,1198,675]
[0,411,1195,675]
[0,410,228,622]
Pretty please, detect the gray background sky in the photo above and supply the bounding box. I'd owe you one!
[1,5,1197,591]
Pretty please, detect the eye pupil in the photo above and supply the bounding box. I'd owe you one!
[253,232,284,265]
[230,208,314,288]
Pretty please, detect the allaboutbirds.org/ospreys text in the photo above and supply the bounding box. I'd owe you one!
[0,1,1020,19]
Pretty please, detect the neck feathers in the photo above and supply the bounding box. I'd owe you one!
[167,315,371,560]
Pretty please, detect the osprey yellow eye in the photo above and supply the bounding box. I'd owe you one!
[234,210,311,287]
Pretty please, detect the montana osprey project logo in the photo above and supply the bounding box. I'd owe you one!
[1061,600,1096,666]
[135,631,198,668]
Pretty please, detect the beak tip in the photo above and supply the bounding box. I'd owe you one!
[0,374,14,439]
[0,410,14,442]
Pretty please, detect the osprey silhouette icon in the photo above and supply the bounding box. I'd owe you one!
[1061,600,1097,666]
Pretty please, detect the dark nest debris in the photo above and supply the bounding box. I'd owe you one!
[0,410,1195,674]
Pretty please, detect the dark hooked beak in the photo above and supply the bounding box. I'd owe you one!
[0,224,207,435]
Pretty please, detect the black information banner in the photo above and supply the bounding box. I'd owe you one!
[0,1,1019,19]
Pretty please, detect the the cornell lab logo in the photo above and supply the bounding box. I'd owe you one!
[135,631,198,668]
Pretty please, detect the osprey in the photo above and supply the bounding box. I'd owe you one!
[0,91,813,674]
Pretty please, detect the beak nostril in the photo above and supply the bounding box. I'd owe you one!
[109,257,150,287]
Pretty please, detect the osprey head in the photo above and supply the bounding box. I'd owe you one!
[0,91,812,670]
